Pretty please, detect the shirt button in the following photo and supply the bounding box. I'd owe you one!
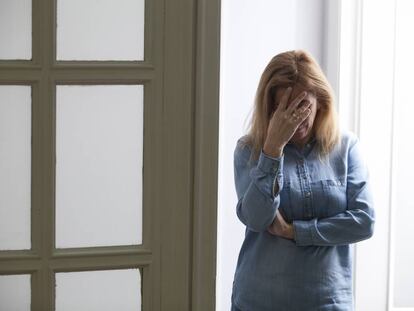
[305,192,311,197]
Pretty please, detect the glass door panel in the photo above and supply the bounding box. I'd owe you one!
[55,85,144,248]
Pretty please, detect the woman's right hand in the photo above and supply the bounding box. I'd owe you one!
[263,87,312,157]
[267,209,294,240]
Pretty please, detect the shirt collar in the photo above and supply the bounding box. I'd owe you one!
[287,135,317,147]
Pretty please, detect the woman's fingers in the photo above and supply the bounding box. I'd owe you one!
[267,219,278,235]
[298,101,312,114]
[267,87,312,149]
[296,106,312,124]
[276,210,286,225]
[277,87,293,111]
[269,212,294,239]
[267,226,277,235]
[287,102,312,127]
[286,91,308,115]
[276,210,292,231]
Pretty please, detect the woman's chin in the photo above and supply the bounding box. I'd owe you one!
[294,126,308,138]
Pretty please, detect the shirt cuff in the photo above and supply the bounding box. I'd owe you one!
[258,148,284,175]
[260,149,284,197]
[293,219,315,246]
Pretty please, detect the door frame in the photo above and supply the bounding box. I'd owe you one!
[162,0,221,309]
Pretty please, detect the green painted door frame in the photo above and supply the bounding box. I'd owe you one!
[162,0,220,310]
[0,0,220,310]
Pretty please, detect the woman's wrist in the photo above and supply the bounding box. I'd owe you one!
[263,144,284,158]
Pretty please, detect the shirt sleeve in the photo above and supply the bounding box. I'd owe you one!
[233,139,284,232]
[293,137,376,246]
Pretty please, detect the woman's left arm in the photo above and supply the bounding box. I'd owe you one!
[292,137,376,246]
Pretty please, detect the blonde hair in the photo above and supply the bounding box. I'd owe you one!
[242,49,340,164]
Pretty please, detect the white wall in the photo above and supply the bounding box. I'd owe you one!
[216,1,330,310]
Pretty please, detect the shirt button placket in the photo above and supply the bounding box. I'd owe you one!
[300,158,312,218]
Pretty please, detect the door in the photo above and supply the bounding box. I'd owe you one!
[0,0,221,310]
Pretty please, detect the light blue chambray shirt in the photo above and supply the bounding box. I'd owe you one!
[231,130,375,311]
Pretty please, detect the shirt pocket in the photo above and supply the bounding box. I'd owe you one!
[319,178,347,218]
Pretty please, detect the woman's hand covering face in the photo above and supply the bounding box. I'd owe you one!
[264,87,312,152]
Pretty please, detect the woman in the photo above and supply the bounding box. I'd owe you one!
[231,50,375,311]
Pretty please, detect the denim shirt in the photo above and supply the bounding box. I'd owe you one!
[231,130,375,311]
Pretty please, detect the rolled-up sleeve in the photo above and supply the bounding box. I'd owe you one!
[293,137,375,246]
[234,139,284,232]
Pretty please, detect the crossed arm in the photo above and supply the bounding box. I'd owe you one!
[234,139,375,247]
